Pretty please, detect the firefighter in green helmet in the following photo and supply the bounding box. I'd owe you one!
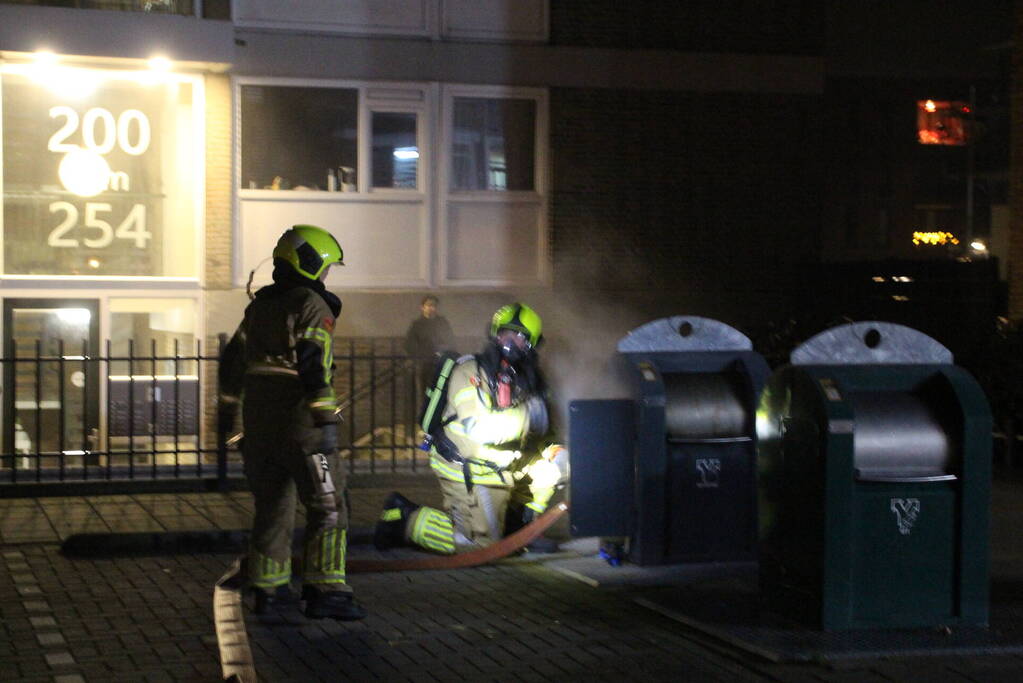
[374,302,569,554]
[219,224,366,620]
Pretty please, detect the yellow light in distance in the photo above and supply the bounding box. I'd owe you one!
[58,148,111,197]
[912,230,959,246]
[970,240,987,252]
[87,258,101,269]
[924,99,937,113]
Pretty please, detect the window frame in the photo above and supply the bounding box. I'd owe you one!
[234,77,432,201]
[438,83,550,288]
[368,107,425,194]
[232,77,435,289]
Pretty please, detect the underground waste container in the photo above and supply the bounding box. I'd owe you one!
[569,316,770,565]
[757,321,990,630]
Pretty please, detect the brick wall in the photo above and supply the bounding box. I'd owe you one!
[1010,0,1023,318]
[201,74,233,453]
[549,0,823,55]
[204,73,232,291]
[550,88,823,325]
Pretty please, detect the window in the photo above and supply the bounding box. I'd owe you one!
[0,1,195,15]
[234,80,548,288]
[109,298,198,376]
[0,63,203,278]
[441,86,548,286]
[235,79,432,289]
[372,112,419,190]
[451,97,536,191]
[917,100,969,146]
[108,298,199,451]
[240,85,358,191]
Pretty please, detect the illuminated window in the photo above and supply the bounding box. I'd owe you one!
[917,100,969,146]
[108,297,200,452]
[0,63,203,278]
[240,85,358,191]
[109,298,198,376]
[372,112,419,190]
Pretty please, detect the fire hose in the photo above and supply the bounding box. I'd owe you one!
[347,501,569,572]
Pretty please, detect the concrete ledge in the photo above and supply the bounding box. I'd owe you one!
[0,5,234,68]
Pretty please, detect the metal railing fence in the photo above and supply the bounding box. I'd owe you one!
[0,336,436,496]
[1,337,223,492]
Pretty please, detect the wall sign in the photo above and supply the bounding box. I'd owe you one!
[1,64,201,278]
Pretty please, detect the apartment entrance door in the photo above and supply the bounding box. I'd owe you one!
[2,299,101,471]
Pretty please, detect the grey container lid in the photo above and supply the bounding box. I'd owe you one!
[791,321,953,366]
[617,316,752,353]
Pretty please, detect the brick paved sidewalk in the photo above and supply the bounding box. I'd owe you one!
[1,471,1023,682]
[0,476,445,546]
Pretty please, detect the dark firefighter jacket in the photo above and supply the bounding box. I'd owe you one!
[219,273,341,426]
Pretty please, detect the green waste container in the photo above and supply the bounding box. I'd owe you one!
[757,322,990,630]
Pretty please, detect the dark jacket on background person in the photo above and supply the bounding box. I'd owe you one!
[404,315,456,360]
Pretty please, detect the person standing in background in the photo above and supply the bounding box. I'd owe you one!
[404,295,457,393]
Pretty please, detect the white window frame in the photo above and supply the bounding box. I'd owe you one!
[232,77,435,289]
[438,83,550,288]
[366,107,425,194]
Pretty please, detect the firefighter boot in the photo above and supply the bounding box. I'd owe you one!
[302,586,367,621]
[373,491,420,550]
[251,585,292,614]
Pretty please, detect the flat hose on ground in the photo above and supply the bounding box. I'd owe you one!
[347,501,569,573]
[213,557,257,683]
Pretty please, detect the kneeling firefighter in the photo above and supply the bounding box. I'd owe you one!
[219,224,365,620]
[375,303,569,554]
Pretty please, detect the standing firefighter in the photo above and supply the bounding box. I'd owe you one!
[219,224,365,621]
[375,303,569,554]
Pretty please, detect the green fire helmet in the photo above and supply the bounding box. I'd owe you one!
[490,303,543,347]
[272,224,344,280]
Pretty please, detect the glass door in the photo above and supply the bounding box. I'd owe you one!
[2,299,100,473]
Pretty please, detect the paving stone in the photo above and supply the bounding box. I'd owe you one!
[44,651,75,667]
[53,675,86,683]
[36,632,66,646]
[2,487,1023,683]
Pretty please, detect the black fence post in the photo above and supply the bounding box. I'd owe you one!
[216,333,229,492]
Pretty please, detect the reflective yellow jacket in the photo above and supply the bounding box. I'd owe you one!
[429,357,536,486]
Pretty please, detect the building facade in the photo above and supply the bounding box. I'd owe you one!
[0,1,1012,463]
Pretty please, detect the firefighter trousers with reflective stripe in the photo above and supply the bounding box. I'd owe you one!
[242,375,351,593]
[405,476,512,554]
